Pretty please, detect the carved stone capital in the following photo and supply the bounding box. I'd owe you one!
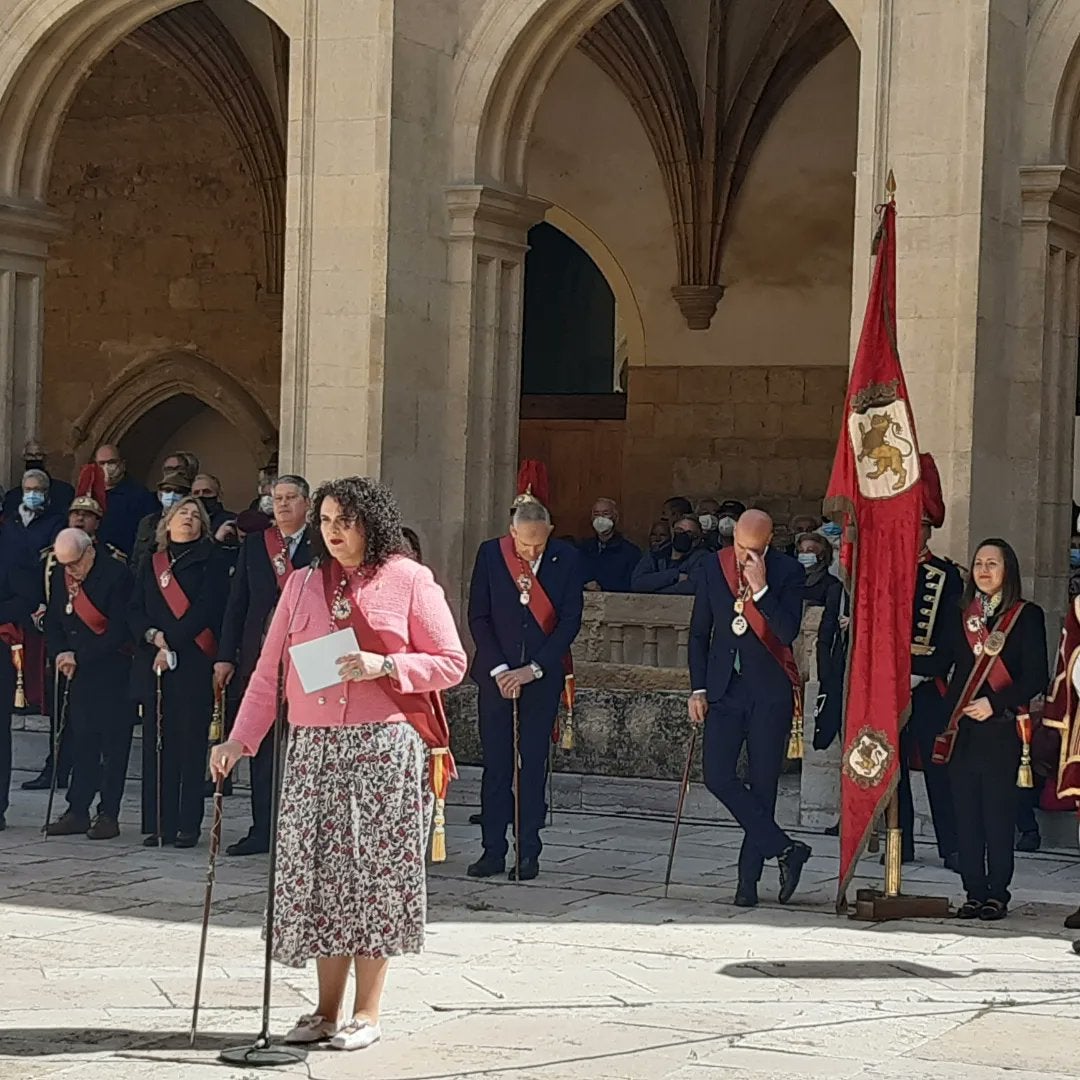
[0,197,67,267]
[671,283,725,330]
[445,184,550,251]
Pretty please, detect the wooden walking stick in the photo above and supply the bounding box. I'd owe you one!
[155,669,164,847]
[43,673,70,837]
[190,772,225,1045]
[512,688,522,883]
[663,728,698,898]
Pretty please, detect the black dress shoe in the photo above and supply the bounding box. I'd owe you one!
[466,853,506,878]
[777,841,812,904]
[1064,907,1080,931]
[468,812,483,826]
[943,851,961,873]
[824,823,839,837]
[508,858,539,882]
[174,833,199,849]
[1016,830,1041,853]
[0,814,6,831]
[21,771,67,792]
[226,834,269,857]
[1072,939,1080,955]
[143,834,174,848]
[733,882,758,908]
[979,900,1008,921]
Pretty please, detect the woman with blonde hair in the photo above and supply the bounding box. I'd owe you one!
[129,495,231,847]
[211,476,466,1053]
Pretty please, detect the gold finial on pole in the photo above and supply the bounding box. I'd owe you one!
[885,169,896,202]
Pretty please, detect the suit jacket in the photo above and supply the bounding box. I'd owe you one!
[467,537,583,696]
[911,553,965,680]
[689,548,804,703]
[218,528,313,679]
[98,478,158,556]
[45,552,133,684]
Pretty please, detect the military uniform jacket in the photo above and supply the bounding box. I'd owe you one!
[44,553,133,685]
[911,552,965,682]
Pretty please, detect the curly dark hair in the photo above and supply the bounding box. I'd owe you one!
[307,476,408,570]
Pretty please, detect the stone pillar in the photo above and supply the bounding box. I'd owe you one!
[850,1,1029,568]
[0,198,65,489]
[442,185,548,603]
[1019,167,1080,621]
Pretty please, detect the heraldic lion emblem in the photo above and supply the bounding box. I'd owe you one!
[856,412,915,492]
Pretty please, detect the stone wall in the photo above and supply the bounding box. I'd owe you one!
[620,364,847,538]
[42,39,282,478]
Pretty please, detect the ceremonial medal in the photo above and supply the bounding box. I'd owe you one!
[966,615,982,633]
[272,551,287,576]
[159,570,171,589]
[332,596,352,621]
[732,615,748,636]
[983,630,1005,657]
[973,641,983,658]
[516,573,531,606]
[65,601,73,616]
[734,598,745,615]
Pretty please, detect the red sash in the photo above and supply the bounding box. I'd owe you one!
[151,551,217,660]
[932,600,1025,765]
[68,579,108,636]
[718,548,802,716]
[263,528,293,592]
[319,561,456,790]
[498,535,575,734]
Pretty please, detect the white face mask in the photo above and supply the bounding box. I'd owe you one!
[797,552,818,568]
[718,516,737,537]
[259,494,274,515]
[592,515,614,535]
[698,514,718,532]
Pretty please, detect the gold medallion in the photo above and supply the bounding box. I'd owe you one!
[732,615,748,637]
[973,641,984,658]
[331,596,352,621]
[272,551,287,576]
[159,570,171,589]
[734,598,745,615]
[983,630,1005,657]
[966,616,982,633]
[65,601,73,616]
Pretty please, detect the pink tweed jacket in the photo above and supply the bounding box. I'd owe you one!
[230,554,467,757]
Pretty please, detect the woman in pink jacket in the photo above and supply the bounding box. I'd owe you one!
[211,476,466,1052]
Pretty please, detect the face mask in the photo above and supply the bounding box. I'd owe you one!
[718,516,736,537]
[22,491,45,511]
[592,515,614,535]
[259,495,274,515]
[821,522,842,540]
[1071,548,1080,569]
[797,552,818,569]
[160,491,182,511]
[199,496,222,515]
[671,532,694,554]
[699,514,718,532]
[103,462,123,483]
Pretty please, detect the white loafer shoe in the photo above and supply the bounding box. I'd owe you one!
[330,1019,382,1051]
[284,1013,339,1044]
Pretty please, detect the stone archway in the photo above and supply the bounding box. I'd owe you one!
[68,349,277,468]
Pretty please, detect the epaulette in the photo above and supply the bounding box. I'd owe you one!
[106,544,128,563]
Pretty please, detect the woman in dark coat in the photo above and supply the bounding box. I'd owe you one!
[939,538,1047,921]
[129,496,231,847]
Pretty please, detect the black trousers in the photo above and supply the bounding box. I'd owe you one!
[478,680,555,862]
[1015,783,1040,835]
[65,676,133,821]
[0,666,11,817]
[141,675,212,838]
[949,722,1020,904]
[898,682,957,859]
[702,675,792,883]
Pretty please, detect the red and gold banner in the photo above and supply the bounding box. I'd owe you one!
[824,200,924,909]
[1043,594,1080,799]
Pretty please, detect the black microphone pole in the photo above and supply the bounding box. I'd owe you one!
[220,564,315,1069]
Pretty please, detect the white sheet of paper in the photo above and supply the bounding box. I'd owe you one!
[288,627,359,694]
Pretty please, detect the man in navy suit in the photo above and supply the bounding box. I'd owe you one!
[215,475,312,855]
[688,508,812,907]
[467,499,583,881]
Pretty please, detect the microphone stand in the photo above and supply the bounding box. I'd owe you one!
[220,566,314,1069]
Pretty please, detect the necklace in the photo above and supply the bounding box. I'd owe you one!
[731,563,751,637]
[158,546,196,589]
[64,571,80,616]
[329,566,360,627]
[271,528,291,577]
[967,592,1005,657]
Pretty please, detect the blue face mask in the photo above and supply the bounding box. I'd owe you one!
[820,522,842,540]
[22,490,45,511]
[1071,548,1080,569]
[160,491,182,511]
[797,552,818,569]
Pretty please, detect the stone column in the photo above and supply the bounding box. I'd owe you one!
[0,198,65,489]
[441,185,548,603]
[850,1,1029,568]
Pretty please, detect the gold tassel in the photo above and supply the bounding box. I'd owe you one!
[209,690,224,743]
[786,695,804,760]
[560,674,575,750]
[430,749,448,863]
[1016,713,1034,789]
[11,644,26,709]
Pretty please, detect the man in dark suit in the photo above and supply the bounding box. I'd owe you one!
[42,529,134,840]
[466,498,583,881]
[215,474,312,855]
[92,444,157,557]
[688,508,811,907]
[1,441,74,522]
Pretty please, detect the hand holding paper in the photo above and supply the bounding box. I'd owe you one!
[288,628,359,693]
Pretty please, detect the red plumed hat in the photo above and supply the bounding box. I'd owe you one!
[514,459,550,511]
[75,463,108,514]
[920,453,945,528]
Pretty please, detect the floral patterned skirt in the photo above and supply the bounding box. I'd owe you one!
[271,722,432,968]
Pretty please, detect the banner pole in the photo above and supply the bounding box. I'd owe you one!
[883,793,902,897]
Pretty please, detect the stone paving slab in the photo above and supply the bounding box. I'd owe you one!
[3,731,1080,1079]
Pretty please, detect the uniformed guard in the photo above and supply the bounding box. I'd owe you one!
[466,494,582,882]
[215,474,312,856]
[897,453,964,869]
[22,467,128,793]
[42,528,134,839]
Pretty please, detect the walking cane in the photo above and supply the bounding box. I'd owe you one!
[43,673,70,837]
[547,742,554,828]
[663,728,698,898]
[512,689,522,883]
[190,772,224,1045]
[190,687,226,1045]
[155,669,164,847]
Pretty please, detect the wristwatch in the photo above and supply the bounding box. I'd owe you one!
[381,656,395,678]
[529,661,544,681]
